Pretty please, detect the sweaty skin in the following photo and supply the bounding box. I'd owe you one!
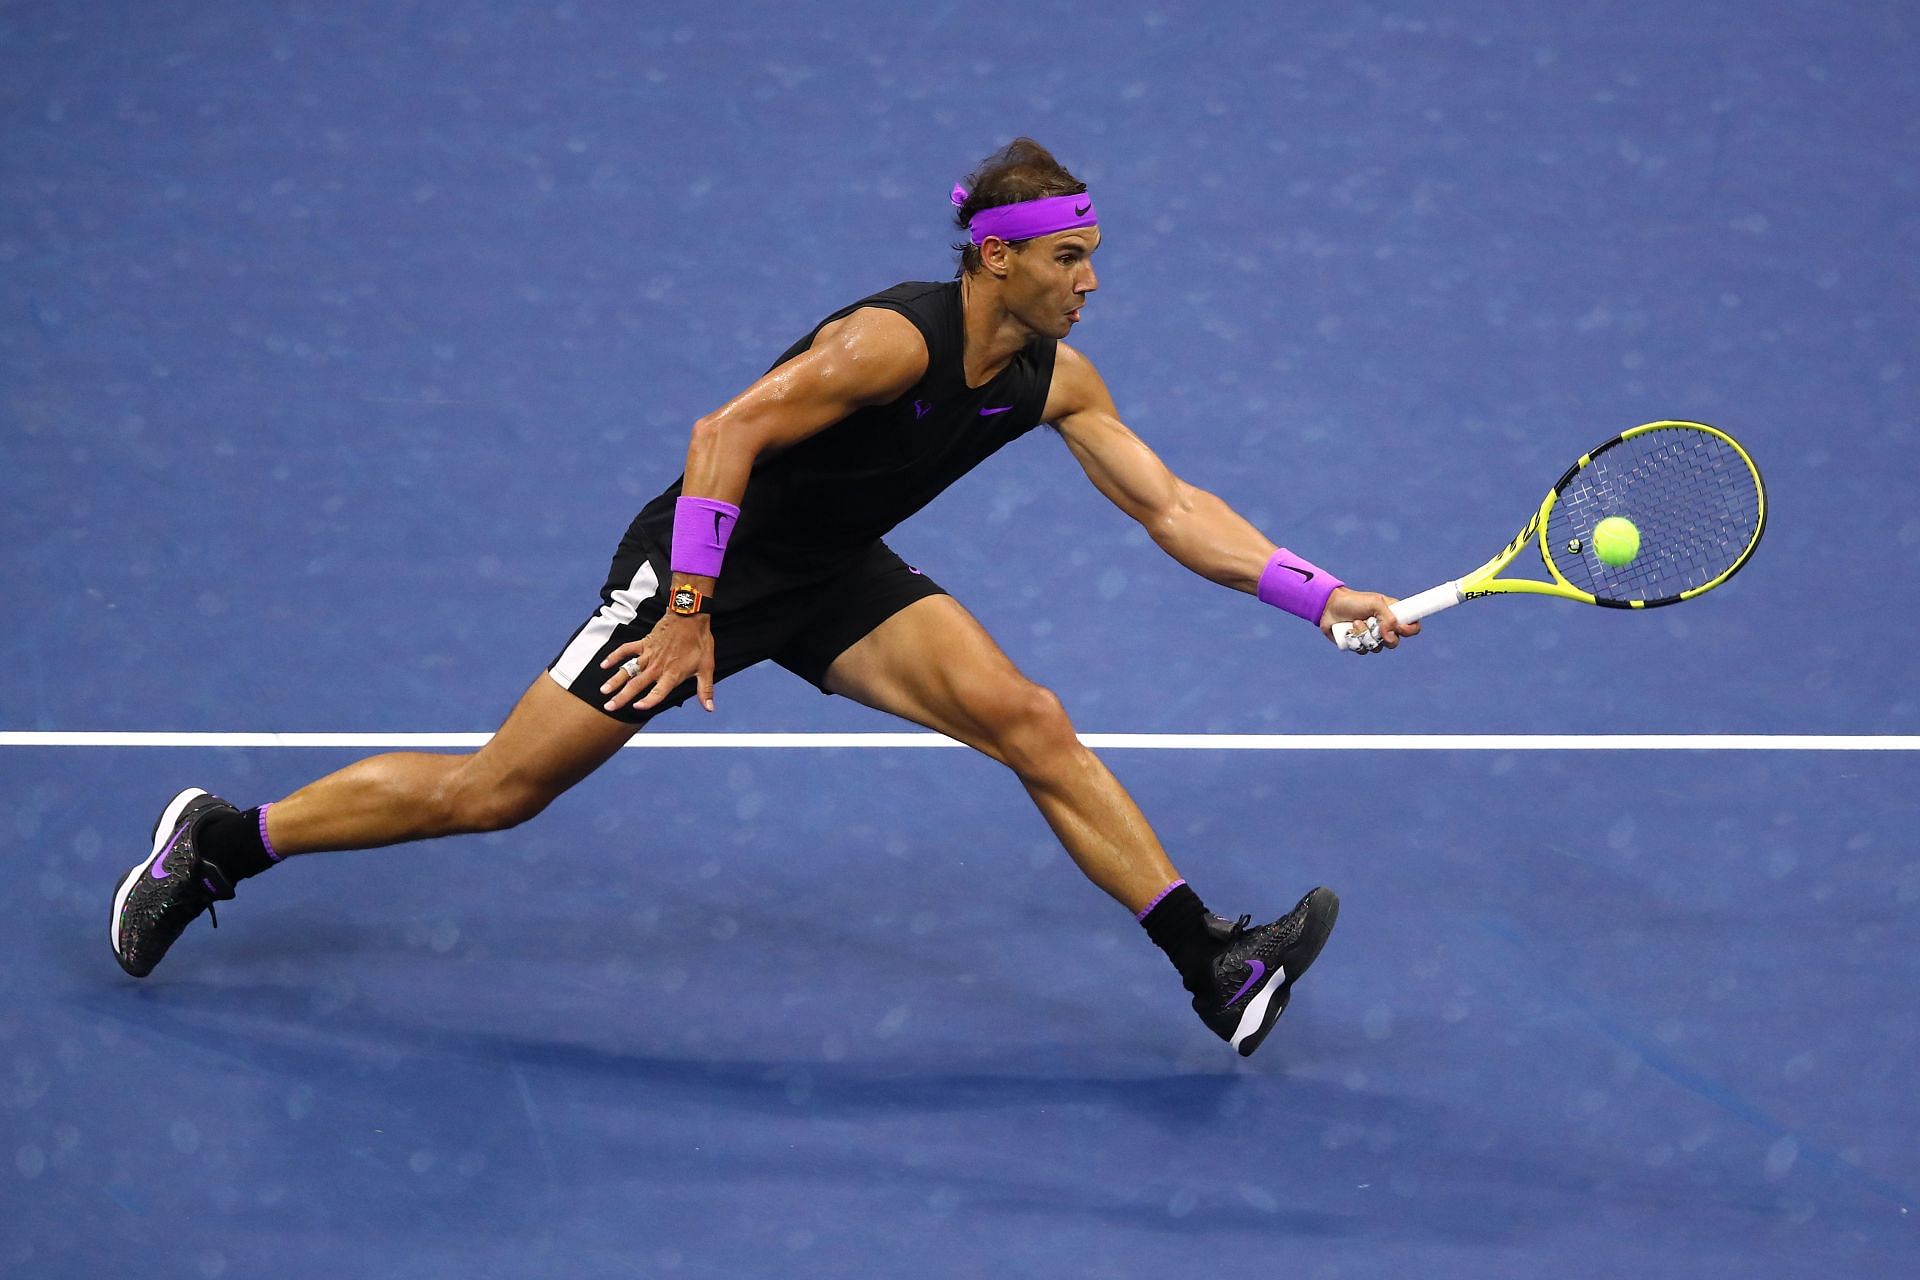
[598,223,1415,715]
[262,220,1413,919]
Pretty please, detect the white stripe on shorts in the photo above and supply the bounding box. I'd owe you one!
[547,560,661,689]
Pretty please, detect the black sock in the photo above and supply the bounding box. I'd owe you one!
[197,806,280,882]
[1138,882,1218,996]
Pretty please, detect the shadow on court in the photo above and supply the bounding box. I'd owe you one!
[5,0,1917,1276]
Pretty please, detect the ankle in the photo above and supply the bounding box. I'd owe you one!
[196,803,282,882]
[1137,881,1219,992]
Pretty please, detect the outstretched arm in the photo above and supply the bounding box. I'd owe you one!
[1044,343,1417,649]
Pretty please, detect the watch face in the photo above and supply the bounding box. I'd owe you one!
[672,587,697,614]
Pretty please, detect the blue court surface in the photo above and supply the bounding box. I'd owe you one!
[4,2,1916,1277]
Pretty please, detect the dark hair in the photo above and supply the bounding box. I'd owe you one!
[952,137,1088,277]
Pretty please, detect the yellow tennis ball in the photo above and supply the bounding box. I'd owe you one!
[1592,516,1640,566]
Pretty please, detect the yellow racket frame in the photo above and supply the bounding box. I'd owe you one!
[1466,419,1767,609]
[1333,420,1766,651]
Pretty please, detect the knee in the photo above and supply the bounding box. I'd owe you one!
[988,682,1083,779]
[437,767,554,835]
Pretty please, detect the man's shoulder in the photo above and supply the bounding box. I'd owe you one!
[1042,341,1112,423]
[846,281,954,339]
[803,305,933,404]
[858,279,953,306]
[1049,341,1102,393]
[827,281,952,362]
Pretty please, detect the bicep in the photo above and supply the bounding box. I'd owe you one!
[1056,410,1189,527]
[1047,347,1188,523]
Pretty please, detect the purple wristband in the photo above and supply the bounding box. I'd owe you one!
[1257,548,1343,624]
[671,496,741,579]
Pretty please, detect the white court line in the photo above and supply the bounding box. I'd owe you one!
[0,731,1915,751]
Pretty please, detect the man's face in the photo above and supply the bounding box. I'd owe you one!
[997,227,1100,339]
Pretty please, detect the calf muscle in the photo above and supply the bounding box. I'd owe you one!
[262,676,636,856]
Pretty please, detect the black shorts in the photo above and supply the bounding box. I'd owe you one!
[546,539,947,725]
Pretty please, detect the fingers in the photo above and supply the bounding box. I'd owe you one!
[606,659,683,713]
[1376,613,1402,651]
[634,675,680,712]
[599,641,653,702]
[597,632,718,713]
[1375,597,1420,640]
[599,638,670,711]
[695,656,716,713]
[1375,609,1422,649]
[1343,610,1418,655]
[599,639,647,685]
[1348,594,1423,654]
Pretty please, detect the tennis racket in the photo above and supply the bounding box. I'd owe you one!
[1334,419,1766,653]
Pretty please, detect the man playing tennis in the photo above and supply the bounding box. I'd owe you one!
[111,138,1417,1057]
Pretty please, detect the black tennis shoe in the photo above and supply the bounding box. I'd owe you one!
[1195,886,1339,1057]
[111,788,238,978]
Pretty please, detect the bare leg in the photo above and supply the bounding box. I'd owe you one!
[823,595,1180,913]
[264,675,637,855]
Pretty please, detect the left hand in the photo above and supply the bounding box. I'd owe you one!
[599,612,717,712]
[1319,587,1419,653]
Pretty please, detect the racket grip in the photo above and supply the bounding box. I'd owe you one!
[1332,582,1463,652]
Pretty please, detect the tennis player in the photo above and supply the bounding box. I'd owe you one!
[111,138,1416,1057]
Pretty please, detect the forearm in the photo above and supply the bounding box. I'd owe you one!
[680,415,758,506]
[670,416,759,600]
[1146,485,1278,593]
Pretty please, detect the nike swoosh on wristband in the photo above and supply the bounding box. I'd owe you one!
[979,405,1013,416]
[1275,564,1314,582]
[1229,960,1267,1005]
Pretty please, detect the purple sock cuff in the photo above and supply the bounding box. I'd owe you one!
[1257,548,1343,624]
[258,802,280,862]
[671,496,741,579]
[1134,878,1187,923]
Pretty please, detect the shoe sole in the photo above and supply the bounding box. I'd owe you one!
[1231,887,1340,1057]
[110,787,208,968]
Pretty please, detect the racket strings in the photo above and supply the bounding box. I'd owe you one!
[1545,428,1762,604]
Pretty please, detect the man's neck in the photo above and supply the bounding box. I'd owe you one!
[958,274,1033,389]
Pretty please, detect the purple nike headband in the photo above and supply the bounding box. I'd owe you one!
[951,184,1098,245]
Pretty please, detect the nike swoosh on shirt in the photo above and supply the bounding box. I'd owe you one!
[914,400,932,418]
[979,405,1013,416]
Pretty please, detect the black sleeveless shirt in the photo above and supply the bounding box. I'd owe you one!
[630,280,1058,606]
